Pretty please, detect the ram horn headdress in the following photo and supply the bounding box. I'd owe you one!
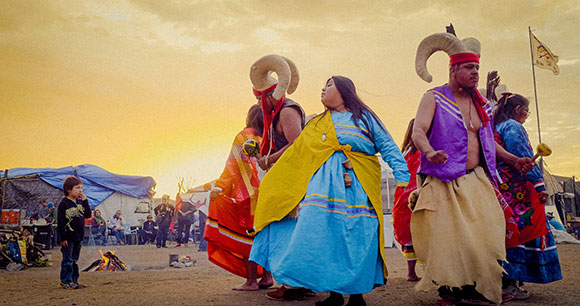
[415,33,481,83]
[250,54,299,100]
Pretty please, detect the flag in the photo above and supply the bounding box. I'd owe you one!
[531,33,559,75]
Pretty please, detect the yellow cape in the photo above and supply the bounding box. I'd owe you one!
[253,111,388,277]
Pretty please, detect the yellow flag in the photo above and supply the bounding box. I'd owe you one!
[532,33,559,75]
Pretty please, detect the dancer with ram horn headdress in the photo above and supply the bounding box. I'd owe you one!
[409,26,536,305]
[250,54,305,170]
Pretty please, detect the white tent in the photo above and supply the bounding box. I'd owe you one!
[379,158,396,248]
[94,192,154,227]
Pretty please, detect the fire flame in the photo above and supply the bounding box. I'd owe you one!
[96,249,126,272]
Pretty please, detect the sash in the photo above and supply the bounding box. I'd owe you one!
[253,111,388,277]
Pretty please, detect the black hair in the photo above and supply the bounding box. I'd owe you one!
[246,103,264,136]
[494,94,529,127]
[401,119,416,154]
[319,76,385,135]
[63,176,82,196]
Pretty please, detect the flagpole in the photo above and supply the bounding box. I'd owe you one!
[528,26,544,170]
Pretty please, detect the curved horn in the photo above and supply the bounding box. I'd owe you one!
[415,33,465,82]
[282,56,299,95]
[250,54,291,100]
[461,37,481,56]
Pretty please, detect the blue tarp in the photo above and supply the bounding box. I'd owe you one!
[2,164,156,209]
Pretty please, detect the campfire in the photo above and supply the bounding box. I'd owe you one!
[83,250,128,272]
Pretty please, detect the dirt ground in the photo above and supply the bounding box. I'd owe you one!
[1,243,579,306]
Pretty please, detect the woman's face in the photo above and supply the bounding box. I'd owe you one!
[95,210,101,217]
[514,103,530,124]
[321,78,345,111]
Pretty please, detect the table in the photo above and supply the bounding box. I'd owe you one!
[22,225,53,250]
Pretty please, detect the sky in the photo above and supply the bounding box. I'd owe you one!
[2,0,580,198]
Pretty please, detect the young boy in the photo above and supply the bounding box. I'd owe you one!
[57,176,91,289]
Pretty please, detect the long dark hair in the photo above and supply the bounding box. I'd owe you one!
[494,93,529,127]
[401,119,416,154]
[321,76,385,134]
[246,103,264,136]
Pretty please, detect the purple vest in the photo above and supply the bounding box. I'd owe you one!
[418,85,497,183]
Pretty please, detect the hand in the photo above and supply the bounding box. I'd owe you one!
[209,188,222,200]
[514,157,535,174]
[79,190,87,201]
[60,240,68,248]
[257,154,270,170]
[538,191,549,204]
[425,150,448,165]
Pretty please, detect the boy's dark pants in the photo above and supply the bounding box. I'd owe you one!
[60,241,82,284]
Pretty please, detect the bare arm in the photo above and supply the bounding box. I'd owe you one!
[412,92,448,164]
[258,106,302,169]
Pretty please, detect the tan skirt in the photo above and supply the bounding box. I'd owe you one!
[410,167,506,304]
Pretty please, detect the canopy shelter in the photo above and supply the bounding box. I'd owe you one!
[1,164,155,226]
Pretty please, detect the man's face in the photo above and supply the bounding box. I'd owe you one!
[453,62,479,88]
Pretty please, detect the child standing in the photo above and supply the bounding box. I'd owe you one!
[57,176,91,289]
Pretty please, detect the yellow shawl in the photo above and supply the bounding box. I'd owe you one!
[253,111,388,277]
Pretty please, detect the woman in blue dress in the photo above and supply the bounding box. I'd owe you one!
[494,93,562,299]
[249,76,409,306]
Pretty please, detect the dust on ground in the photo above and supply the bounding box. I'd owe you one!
[1,243,579,305]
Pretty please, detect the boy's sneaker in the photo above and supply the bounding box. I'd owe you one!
[60,282,78,290]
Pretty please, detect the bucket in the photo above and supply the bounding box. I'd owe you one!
[1,209,20,225]
[169,254,179,265]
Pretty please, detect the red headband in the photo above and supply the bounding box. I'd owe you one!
[253,83,285,155]
[449,52,480,66]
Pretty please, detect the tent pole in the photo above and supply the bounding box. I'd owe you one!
[574,176,578,217]
[1,170,7,211]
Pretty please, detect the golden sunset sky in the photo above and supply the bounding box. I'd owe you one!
[2,0,579,198]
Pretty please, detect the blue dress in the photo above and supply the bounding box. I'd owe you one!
[496,119,562,284]
[249,112,409,294]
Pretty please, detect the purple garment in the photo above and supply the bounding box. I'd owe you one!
[418,84,497,183]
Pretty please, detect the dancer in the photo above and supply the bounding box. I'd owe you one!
[249,54,307,300]
[249,76,409,306]
[494,93,562,299]
[392,119,420,282]
[250,54,305,171]
[410,30,535,305]
[205,104,273,291]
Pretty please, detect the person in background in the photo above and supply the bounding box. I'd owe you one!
[45,202,56,223]
[392,119,421,282]
[49,202,59,246]
[176,200,195,247]
[38,199,50,220]
[108,210,126,245]
[141,214,157,244]
[494,93,562,299]
[57,176,91,289]
[154,194,175,248]
[547,213,566,232]
[90,209,107,246]
[205,103,274,291]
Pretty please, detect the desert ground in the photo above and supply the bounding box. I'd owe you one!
[1,243,579,306]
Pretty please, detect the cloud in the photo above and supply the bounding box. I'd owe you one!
[253,28,283,46]
[558,57,580,66]
[200,41,243,54]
